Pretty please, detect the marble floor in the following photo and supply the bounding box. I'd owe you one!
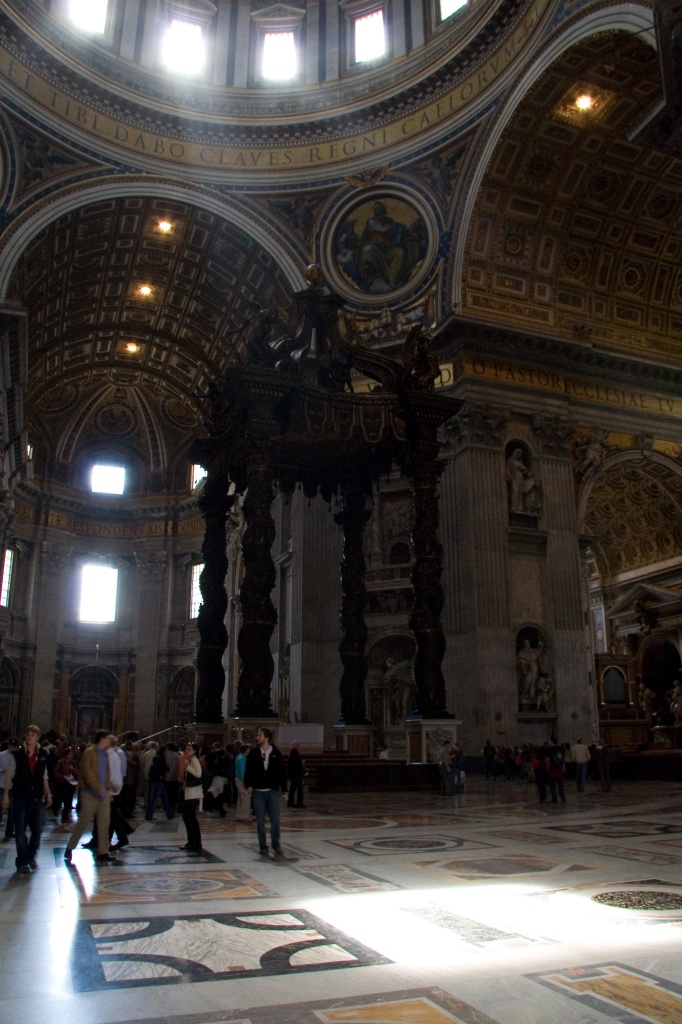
[2,777,682,1024]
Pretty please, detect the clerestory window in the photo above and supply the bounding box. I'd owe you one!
[79,565,118,623]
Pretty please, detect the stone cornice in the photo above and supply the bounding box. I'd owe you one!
[437,317,682,395]
[14,480,202,525]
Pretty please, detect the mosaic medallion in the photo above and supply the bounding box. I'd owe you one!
[321,188,438,305]
[592,890,682,911]
[328,835,493,856]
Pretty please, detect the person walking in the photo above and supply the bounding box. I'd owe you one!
[596,742,612,792]
[179,742,203,855]
[244,727,288,855]
[64,731,117,864]
[548,739,567,803]
[234,744,252,820]
[287,741,306,808]
[2,725,52,873]
[0,738,19,840]
[572,737,591,793]
[145,747,176,822]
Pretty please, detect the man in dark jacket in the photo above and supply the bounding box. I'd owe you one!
[1,725,52,873]
[244,727,288,855]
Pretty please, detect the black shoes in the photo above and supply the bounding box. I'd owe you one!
[259,847,269,854]
[63,849,73,863]
[95,853,118,863]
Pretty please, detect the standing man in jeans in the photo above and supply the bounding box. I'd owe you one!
[572,737,591,793]
[244,728,288,855]
[64,730,117,864]
[2,725,52,873]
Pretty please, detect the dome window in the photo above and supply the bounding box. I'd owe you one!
[162,18,206,76]
[68,0,109,35]
[262,31,297,81]
[354,9,386,63]
[439,0,468,20]
[91,464,125,495]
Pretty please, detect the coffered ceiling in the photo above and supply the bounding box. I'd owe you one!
[463,32,682,361]
[11,196,293,492]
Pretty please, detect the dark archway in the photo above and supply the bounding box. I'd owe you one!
[640,636,681,697]
[69,667,118,741]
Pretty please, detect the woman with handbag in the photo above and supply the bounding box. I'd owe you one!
[179,742,203,855]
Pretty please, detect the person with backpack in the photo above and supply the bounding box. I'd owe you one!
[548,738,567,803]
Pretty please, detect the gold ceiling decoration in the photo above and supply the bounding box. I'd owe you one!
[553,83,618,127]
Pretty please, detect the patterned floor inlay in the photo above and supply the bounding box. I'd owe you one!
[592,890,682,911]
[587,845,682,865]
[481,829,563,844]
[428,854,559,877]
[70,909,391,990]
[403,904,539,948]
[105,987,504,1024]
[528,963,682,1022]
[53,846,224,866]
[548,821,682,838]
[293,863,402,893]
[327,836,494,856]
[60,869,279,904]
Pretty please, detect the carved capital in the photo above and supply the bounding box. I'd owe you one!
[134,551,167,579]
[443,402,509,452]
[531,414,574,456]
[41,541,72,573]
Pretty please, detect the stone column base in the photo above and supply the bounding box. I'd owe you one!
[405,719,462,763]
[334,723,373,755]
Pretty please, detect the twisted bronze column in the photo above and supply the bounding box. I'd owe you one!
[195,472,233,722]
[334,483,371,724]
[404,426,449,718]
[234,443,277,717]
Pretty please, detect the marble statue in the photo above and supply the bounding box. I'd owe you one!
[384,657,416,723]
[638,682,657,716]
[669,682,682,724]
[506,448,540,515]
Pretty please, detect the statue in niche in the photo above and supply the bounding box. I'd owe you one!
[574,428,609,477]
[638,681,657,717]
[506,447,541,515]
[384,656,416,724]
[668,681,682,725]
[535,673,555,712]
[517,635,551,709]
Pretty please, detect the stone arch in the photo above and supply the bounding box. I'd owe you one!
[578,450,682,581]
[69,665,119,740]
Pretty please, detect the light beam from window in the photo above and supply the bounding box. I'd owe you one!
[192,465,208,489]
